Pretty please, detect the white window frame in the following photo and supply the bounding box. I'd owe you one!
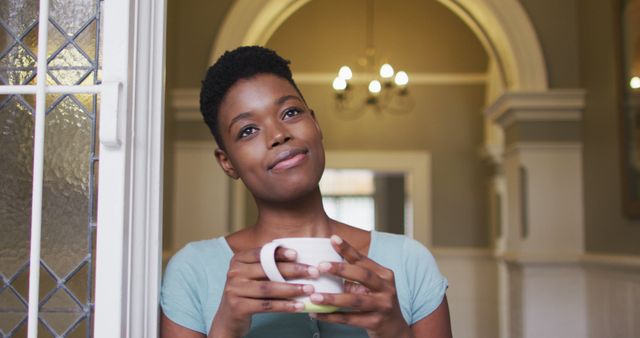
[0,0,166,336]
[94,0,166,337]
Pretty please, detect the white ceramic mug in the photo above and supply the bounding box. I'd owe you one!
[260,237,344,313]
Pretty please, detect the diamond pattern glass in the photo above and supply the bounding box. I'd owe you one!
[50,0,97,37]
[0,95,33,280]
[0,0,102,336]
[0,44,36,85]
[41,95,91,279]
[0,0,38,37]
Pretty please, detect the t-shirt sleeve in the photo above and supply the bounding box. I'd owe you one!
[161,245,207,334]
[404,238,448,324]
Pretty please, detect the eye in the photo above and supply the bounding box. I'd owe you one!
[283,107,303,119]
[238,125,258,139]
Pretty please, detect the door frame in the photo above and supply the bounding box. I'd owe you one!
[93,0,166,337]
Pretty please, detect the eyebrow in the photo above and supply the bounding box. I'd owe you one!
[276,94,303,105]
[227,95,304,132]
[228,111,253,133]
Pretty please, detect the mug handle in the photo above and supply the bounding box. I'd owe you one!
[259,242,287,282]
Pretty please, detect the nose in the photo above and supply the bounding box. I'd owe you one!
[268,122,292,148]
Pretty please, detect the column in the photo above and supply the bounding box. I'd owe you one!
[485,90,587,338]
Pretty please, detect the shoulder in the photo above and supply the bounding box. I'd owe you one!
[160,237,233,333]
[168,237,231,268]
[163,237,233,286]
[371,231,429,256]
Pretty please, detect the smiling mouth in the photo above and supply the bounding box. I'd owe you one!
[268,148,308,171]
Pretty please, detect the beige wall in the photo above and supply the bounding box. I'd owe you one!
[268,0,491,247]
[519,0,640,254]
[579,0,640,254]
[519,0,581,88]
[163,0,640,254]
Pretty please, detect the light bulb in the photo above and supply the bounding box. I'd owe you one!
[368,80,382,94]
[333,77,347,91]
[338,66,353,80]
[380,63,394,79]
[394,71,409,86]
[631,76,640,89]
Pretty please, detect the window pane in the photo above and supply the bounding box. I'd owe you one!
[0,94,33,336]
[323,196,375,231]
[320,169,374,195]
[0,0,101,336]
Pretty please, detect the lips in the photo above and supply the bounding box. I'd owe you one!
[268,148,308,171]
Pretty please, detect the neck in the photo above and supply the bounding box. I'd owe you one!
[252,187,335,241]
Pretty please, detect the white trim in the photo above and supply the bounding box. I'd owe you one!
[439,0,547,90]
[581,254,640,270]
[93,0,132,335]
[497,251,583,265]
[497,252,640,270]
[125,0,166,336]
[26,0,51,335]
[484,90,586,128]
[211,0,311,62]
[94,0,166,337]
[169,71,488,122]
[431,247,494,258]
[503,142,582,158]
[0,84,103,94]
[292,72,488,85]
[210,0,547,91]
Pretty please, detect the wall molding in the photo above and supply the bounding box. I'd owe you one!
[484,89,586,128]
[503,142,583,158]
[495,251,640,270]
[582,253,640,271]
[211,0,547,91]
[169,71,488,121]
[292,72,488,85]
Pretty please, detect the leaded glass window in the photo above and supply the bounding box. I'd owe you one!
[0,1,102,337]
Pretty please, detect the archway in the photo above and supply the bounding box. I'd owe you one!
[210,0,548,92]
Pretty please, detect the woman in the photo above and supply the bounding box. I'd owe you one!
[161,46,452,338]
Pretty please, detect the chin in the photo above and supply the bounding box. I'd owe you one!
[261,179,320,203]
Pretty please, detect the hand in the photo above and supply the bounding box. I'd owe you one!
[209,247,318,338]
[308,235,413,338]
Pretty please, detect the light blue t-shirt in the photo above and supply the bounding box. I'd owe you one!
[161,231,448,337]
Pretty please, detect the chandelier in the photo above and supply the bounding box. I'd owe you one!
[332,0,413,117]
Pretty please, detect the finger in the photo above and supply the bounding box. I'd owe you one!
[331,235,395,279]
[309,292,379,312]
[318,261,385,291]
[230,280,315,299]
[235,262,319,280]
[240,298,306,314]
[274,247,298,261]
[344,280,371,295]
[330,235,362,263]
[232,247,297,264]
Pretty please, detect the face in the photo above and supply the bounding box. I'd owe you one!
[215,73,325,203]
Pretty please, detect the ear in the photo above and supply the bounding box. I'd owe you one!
[310,109,323,140]
[214,148,240,179]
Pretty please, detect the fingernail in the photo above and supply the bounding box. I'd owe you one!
[318,262,332,272]
[308,266,320,278]
[303,284,315,294]
[330,235,343,245]
[310,293,324,302]
[294,302,305,311]
[284,249,297,259]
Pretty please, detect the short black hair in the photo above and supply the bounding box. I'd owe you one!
[199,46,303,149]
